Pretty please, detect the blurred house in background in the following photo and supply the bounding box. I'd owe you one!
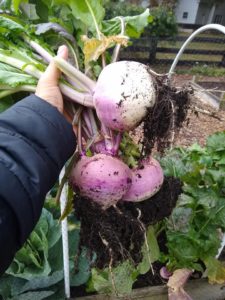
[128,0,225,26]
[175,0,225,26]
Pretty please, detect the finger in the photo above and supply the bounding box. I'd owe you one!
[42,45,69,85]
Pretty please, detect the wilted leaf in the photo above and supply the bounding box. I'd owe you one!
[82,34,128,65]
[204,257,225,284]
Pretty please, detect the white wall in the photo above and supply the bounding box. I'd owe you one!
[175,0,200,24]
[213,1,225,25]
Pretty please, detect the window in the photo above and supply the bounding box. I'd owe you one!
[214,15,223,24]
[182,12,188,19]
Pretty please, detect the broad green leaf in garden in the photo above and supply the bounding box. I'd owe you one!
[12,0,28,13]
[176,193,195,207]
[0,275,13,299]
[0,63,37,88]
[160,150,186,178]
[206,130,225,153]
[87,268,111,294]
[168,207,192,233]
[20,2,39,20]
[5,208,62,280]
[102,9,150,38]
[88,260,136,296]
[137,225,160,274]
[11,290,54,300]
[19,270,64,293]
[53,0,105,35]
[124,9,150,38]
[0,15,25,32]
[70,248,97,286]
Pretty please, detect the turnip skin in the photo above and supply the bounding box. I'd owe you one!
[93,61,156,132]
[70,153,132,208]
[121,157,164,202]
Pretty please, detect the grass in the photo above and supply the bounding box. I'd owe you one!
[157,40,225,51]
[156,52,222,62]
[176,65,225,77]
[178,31,225,39]
[121,51,222,63]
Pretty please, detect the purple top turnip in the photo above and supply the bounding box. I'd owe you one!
[121,157,164,202]
[93,61,156,132]
[70,153,132,209]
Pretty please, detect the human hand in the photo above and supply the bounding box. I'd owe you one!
[35,45,68,114]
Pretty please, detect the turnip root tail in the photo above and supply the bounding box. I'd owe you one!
[141,74,192,155]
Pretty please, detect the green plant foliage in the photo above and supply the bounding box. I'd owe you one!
[177,65,225,77]
[147,6,178,38]
[87,225,160,296]
[160,131,225,283]
[102,9,151,38]
[103,0,144,20]
[0,204,89,299]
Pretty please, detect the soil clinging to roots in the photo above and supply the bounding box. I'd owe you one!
[74,176,182,269]
[141,73,192,155]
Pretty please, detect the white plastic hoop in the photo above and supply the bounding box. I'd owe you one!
[168,24,225,78]
[60,168,70,299]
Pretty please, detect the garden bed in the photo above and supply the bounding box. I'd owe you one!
[72,279,225,300]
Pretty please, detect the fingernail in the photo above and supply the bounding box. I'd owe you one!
[57,45,65,55]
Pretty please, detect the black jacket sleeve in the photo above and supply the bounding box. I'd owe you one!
[0,94,76,275]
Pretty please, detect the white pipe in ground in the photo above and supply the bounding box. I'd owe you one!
[168,24,225,78]
[60,168,70,299]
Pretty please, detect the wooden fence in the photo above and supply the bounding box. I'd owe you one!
[119,34,225,68]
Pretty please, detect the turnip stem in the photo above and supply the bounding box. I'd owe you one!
[101,123,114,153]
[112,132,122,155]
[59,84,94,107]
[0,52,94,107]
[83,110,93,136]
[53,57,96,93]
[0,53,43,78]
[88,108,98,134]
[101,53,106,68]
[78,117,83,154]
[0,85,36,98]
[25,38,89,92]
[111,17,125,63]
[26,39,53,63]
[72,107,83,126]
[82,124,92,140]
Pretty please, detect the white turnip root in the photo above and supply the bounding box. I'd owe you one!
[93,61,156,132]
[121,157,164,202]
[70,153,132,209]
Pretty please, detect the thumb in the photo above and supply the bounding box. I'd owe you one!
[43,45,68,85]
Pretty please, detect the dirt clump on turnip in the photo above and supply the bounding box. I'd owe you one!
[74,176,182,269]
[141,74,192,156]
